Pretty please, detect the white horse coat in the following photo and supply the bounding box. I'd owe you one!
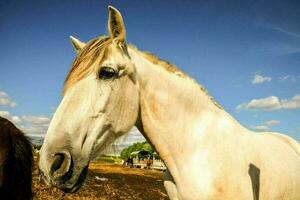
[39,6,300,200]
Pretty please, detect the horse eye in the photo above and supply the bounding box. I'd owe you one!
[98,67,116,80]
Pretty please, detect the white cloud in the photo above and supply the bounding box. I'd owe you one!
[272,26,300,39]
[281,95,300,109]
[252,74,272,84]
[264,120,280,127]
[0,110,22,124]
[279,75,296,82]
[250,120,280,132]
[105,127,146,153]
[279,75,290,81]
[250,125,269,131]
[21,115,50,137]
[237,96,281,111]
[22,115,50,124]
[236,94,300,111]
[11,116,22,124]
[0,110,50,137]
[0,89,51,138]
[0,91,17,108]
[117,127,145,146]
[22,124,49,136]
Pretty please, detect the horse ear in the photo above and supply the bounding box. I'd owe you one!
[69,36,86,53]
[108,6,126,43]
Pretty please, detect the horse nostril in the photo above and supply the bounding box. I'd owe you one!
[50,151,72,181]
[51,153,65,173]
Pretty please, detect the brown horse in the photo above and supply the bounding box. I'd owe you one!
[0,117,33,200]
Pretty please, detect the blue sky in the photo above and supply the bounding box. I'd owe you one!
[0,0,299,143]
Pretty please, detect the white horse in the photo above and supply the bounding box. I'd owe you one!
[39,6,300,199]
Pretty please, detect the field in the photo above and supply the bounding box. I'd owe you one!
[32,162,169,200]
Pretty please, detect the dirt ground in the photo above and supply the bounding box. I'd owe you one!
[33,163,169,200]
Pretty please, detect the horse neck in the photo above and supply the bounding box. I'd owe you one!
[129,47,244,176]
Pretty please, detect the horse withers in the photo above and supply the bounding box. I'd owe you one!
[0,117,33,200]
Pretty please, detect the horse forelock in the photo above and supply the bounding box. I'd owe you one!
[63,36,112,95]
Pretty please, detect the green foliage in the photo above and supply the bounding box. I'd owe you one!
[120,141,154,159]
[142,143,154,154]
[93,155,122,164]
[97,156,115,163]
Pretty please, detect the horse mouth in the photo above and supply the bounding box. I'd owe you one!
[58,165,89,193]
[40,164,89,193]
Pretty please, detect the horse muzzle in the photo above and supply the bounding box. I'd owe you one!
[39,151,89,192]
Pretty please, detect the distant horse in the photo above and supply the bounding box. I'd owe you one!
[39,6,300,199]
[0,117,33,200]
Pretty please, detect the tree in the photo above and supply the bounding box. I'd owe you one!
[142,143,154,154]
[120,141,154,159]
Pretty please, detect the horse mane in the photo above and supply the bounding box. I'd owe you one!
[129,45,223,109]
[139,50,189,78]
[0,117,33,200]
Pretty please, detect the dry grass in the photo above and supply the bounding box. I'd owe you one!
[33,162,168,200]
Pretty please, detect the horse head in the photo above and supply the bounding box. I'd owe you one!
[39,6,139,192]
